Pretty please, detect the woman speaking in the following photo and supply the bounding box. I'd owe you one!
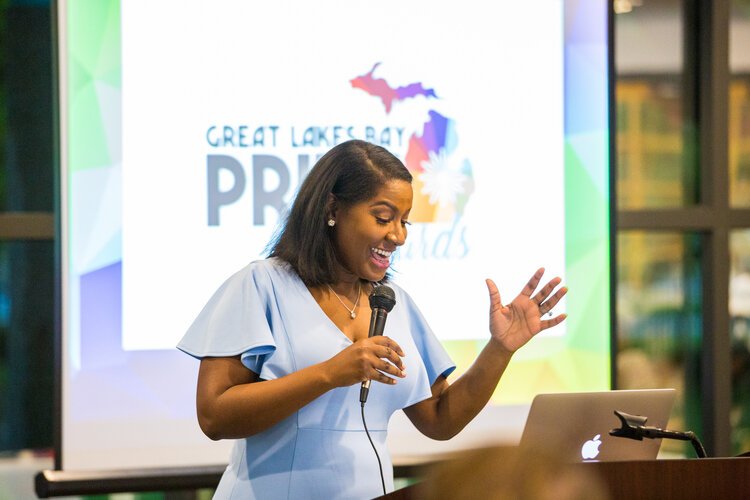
[178,140,567,499]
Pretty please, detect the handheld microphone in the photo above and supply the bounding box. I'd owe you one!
[360,285,396,404]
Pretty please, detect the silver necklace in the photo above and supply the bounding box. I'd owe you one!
[327,281,361,319]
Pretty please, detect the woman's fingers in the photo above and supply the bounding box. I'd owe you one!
[372,368,398,384]
[532,276,562,304]
[368,362,400,384]
[486,278,502,305]
[546,286,568,307]
[540,313,567,330]
[521,268,546,297]
[373,339,405,372]
[357,336,406,384]
[538,285,568,313]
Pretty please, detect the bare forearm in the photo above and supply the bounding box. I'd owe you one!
[198,336,406,440]
[199,362,335,440]
[411,339,513,440]
[409,271,567,440]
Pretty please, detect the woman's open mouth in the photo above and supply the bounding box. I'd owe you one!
[370,247,392,269]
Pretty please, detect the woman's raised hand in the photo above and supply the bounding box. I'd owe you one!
[486,268,567,354]
[323,336,406,388]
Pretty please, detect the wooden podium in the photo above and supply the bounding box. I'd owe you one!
[380,457,750,499]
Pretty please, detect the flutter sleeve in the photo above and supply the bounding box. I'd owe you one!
[176,261,276,374]
[402,291,456,385]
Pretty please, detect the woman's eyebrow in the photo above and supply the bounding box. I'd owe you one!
[369,201,397,210]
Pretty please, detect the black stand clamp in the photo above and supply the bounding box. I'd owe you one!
[609,410,708,458]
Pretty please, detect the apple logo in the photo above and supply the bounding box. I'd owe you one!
[581,434,602,460]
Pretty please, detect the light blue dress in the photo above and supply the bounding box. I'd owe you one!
[178,258,455,499]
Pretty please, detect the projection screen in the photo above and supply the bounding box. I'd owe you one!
[57,0,611,471]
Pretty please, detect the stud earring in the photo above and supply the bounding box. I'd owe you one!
[327,219,336,227]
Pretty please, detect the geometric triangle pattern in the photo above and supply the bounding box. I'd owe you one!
[443,0,612,403]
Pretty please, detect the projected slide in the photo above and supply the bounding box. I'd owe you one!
[59,0,610,471]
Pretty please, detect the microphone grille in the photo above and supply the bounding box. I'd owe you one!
[369,285,396,312]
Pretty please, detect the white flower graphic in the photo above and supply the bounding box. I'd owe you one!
[418,149,467,208]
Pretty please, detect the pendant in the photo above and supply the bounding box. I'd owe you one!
[350,311,356,319]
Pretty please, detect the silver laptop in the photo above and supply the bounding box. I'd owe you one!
[518,389,676,462]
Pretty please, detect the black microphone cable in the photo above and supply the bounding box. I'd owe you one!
[361,401,386,496]
[359,285,396,497]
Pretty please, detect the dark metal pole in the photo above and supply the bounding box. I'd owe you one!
[689,0,731,457]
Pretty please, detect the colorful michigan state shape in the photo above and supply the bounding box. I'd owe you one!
[351,63,475,223]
